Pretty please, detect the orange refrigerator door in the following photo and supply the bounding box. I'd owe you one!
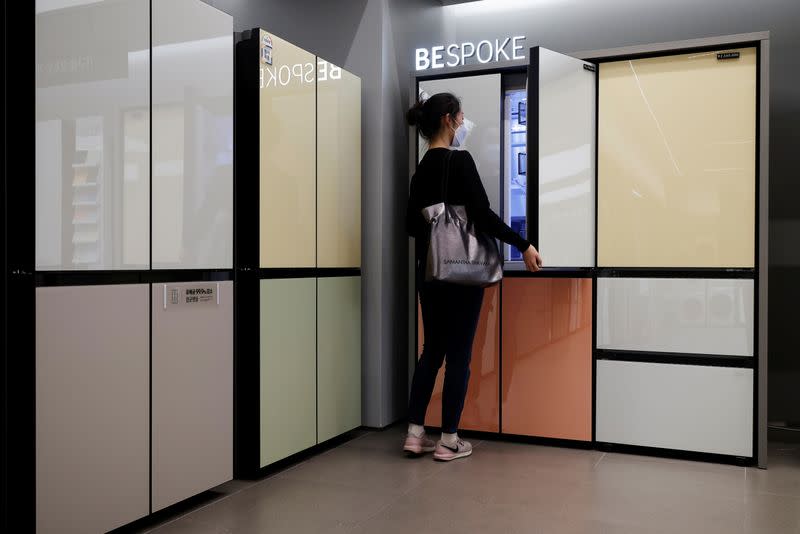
[501,278,592,441]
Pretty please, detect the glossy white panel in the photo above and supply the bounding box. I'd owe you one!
[596,360,753,457]
[36,120,62,266]
[537,48,596,267]
[35,0,150,270]
[419,74,502,211]
[152,0,233,269]
[597,277,754,357]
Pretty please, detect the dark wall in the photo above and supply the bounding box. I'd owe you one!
[389,0,800,425]
[205,0,368,67]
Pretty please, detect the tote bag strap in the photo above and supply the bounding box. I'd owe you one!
[440,150,454,204]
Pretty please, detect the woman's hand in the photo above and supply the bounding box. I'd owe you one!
[522,245,543,272]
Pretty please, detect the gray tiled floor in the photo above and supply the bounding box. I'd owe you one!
[144,426,800,534]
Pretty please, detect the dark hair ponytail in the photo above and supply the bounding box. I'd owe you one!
[406,92,461,141]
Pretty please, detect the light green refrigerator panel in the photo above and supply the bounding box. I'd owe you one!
[260,278,317,467]
[317,276,362,443]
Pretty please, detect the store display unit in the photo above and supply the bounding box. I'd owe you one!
[234,28,363,478]
[27,1,236,532]
[408,32,769,468]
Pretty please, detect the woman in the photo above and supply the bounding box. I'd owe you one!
[404,92,543,461]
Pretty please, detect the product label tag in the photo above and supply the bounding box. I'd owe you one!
[717,51,740,60]
[164,284,219,309]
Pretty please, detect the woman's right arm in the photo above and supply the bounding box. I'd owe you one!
[460,152,542,271]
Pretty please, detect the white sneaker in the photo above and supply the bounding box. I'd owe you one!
[403,433,436,455]
[433,438,472,461]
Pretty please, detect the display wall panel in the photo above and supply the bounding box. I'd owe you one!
[35,0,150,270]
[36,285,149,533]
[152,0,233,269]
[535,48,596,267]
[317,277,362,442]
[259,30,317,268]
[418,285,500,433]
[419,74,502,211]
[596,360,753,457]
[317,63,361,268]
[598,47,757,268]
[260,278,317,466]
[597,277,754,357]
[501,278,592,441]
[152,281,233,512]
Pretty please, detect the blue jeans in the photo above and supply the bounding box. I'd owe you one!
[408,280,484,434]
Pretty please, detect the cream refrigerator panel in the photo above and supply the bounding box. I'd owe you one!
[151,281,233,512]
[152,0,233,269]
[419,74,502,211]
[596,360,753,457]
[36,285,149,533]
[35,0,150,270]
[597,277,754,357]
[317,63,361,268]
[537,48,596,267]
[259,31,317,268]
[598,48,756,268]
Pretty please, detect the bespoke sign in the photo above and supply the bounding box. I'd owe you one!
[259,60,342,87]
[259,31,342,88]
[415,36,526,71]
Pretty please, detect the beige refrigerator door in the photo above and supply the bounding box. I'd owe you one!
[36,284,150,533]
[598,47,757,268]
[151,281,233,512]
[317,63,362,268]
[259,30,317,268]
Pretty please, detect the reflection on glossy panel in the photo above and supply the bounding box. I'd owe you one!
[317,63,361,268]
[598,48,756,268]
[260,278,316,467]
[151,281,233,512]
[36,285,149,533]
[317,277,362,442]
[35,0,150,270]
[536,48,596,267]
[419,75,502,211]
[596,360,753,456]
[418,285,499,433]
[152,0,233,269]
[260,30,316,267]
[501,278,592,441]
[597,277,754,357]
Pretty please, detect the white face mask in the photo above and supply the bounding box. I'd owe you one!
[450,117,475,149]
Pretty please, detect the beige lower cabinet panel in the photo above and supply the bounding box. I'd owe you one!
[598,47,756,268]
[317,64,361,268]
[259,30,316,268]
[317,276,362,442]
[151,281,233,512]
[260,278,317,466]
[36,285,149,533]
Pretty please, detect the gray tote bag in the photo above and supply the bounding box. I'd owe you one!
[421,151,503,287]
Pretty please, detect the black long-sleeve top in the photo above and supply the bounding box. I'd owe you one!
[406,148,531,277]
